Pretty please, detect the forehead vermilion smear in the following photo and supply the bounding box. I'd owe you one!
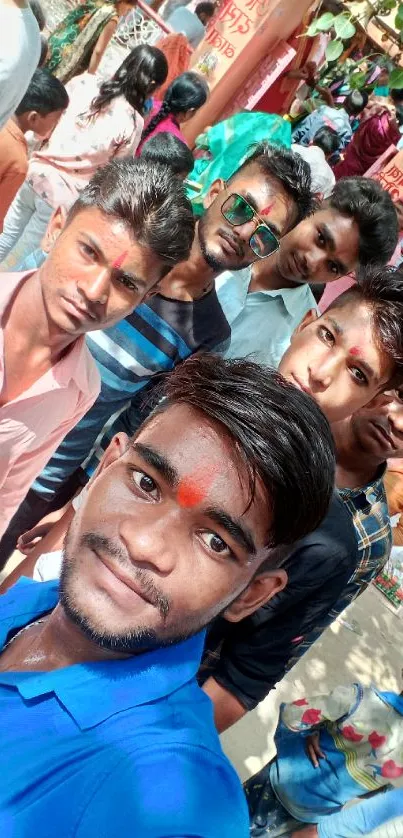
[349,346,361,357]
[260,201,275,217]
[112,251,128,270]
[177,467,218,509]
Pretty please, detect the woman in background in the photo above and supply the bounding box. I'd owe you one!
[137,71,208,153]
[46,0,138,82]
[0,44,168,268]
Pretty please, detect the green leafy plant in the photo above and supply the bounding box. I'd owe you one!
[307,2,403,68]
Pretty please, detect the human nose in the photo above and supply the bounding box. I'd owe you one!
[305,246,323,278]
[119,513,177,576]
[236,217,259,242]
[77,266,110,305]
[308,354,334,390]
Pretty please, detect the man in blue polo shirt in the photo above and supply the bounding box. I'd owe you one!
[0,354,335,838]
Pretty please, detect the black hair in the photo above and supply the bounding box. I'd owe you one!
[195,1,215,17]
[313,126,340,156]
[344,90,368,116]
[150,354,335,552]
[329,177,398,268]
[237,142,314,226]
[390,88,403,104]
[15,68,69,116]
[328,266,403,388]
[66,157,195,268]
[29,0,45,30]
[140,132,194,176]
[88,45,168,120]
[395,103,403,127]
[141,71,209,143]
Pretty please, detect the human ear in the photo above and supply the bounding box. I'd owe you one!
[223,568,287,622]
[204,177,225,210]
[41,206,67,252]
[291,308,319,341]
[90,433,130,480]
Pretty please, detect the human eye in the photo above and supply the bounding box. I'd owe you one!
[349,366,368,386]
[130,469,160,500]
[117,274,139,293]
[328,261,340,276]
[198,531,234,559]
[317,229,325,247]
[79,241,97,260]
[318,324,334,345]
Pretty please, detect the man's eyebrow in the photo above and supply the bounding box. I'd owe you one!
[320,223,347,274]
[326,316,377,382]
[326,315,343,336]
[131,442,179,487]
[80,232,146,289]
[243,191,281,237]
[205,506,257,556]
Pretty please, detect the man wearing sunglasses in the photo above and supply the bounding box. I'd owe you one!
[0,142,314,566]
[216,176,398,368]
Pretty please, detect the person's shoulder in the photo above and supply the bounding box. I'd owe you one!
[290,492,359,562]
[77,737,248,837]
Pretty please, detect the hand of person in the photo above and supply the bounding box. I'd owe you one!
[17,523,53,555]
[305,732,325,768]
[291,826,318,837]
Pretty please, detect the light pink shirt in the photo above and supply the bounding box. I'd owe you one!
[0,271,100,538]
[28,73,144,211]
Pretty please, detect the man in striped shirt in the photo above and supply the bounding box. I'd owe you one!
[0,143,313,564]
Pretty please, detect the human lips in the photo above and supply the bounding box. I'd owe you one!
[290,373,312,397]
[96,550,155,607]
[291,252,307,280]
[61,296,98,324]
[218,228,244,258]
[368,420,397,452]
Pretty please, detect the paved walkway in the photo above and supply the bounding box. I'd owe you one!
[222,585,403,782]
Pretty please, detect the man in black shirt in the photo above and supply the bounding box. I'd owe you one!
[200,272,403,732]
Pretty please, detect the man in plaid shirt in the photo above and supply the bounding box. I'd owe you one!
[200,273,403,732]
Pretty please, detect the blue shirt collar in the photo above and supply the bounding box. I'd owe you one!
[0,579,205,730]
[216,266,317,319]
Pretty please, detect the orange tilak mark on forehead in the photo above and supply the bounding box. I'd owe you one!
[349,346,361,357]
[177,480,206,508]
[177,467,218,509]
[112,251,128,270]
[260,202,275,217]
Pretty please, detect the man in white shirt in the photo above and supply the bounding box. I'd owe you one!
[0,0,41,129]
[215,177,398,367]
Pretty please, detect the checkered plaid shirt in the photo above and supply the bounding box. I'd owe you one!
[287,466,392,668]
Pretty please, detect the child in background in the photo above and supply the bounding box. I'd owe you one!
[139,131,194,179]
[137,71,209,154]
[0,69,68,230]
[0,44,168,268]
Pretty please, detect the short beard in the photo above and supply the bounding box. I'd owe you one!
[59,531,208,655]
[198,215,230,272]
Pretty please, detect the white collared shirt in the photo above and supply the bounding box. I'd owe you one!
[215,266,317,368]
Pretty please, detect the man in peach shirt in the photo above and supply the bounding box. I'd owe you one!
[0,156,194,538]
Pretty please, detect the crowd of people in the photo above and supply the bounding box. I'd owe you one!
[0,0,403,835]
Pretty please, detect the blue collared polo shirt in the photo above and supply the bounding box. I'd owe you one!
[0,578,248,837]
